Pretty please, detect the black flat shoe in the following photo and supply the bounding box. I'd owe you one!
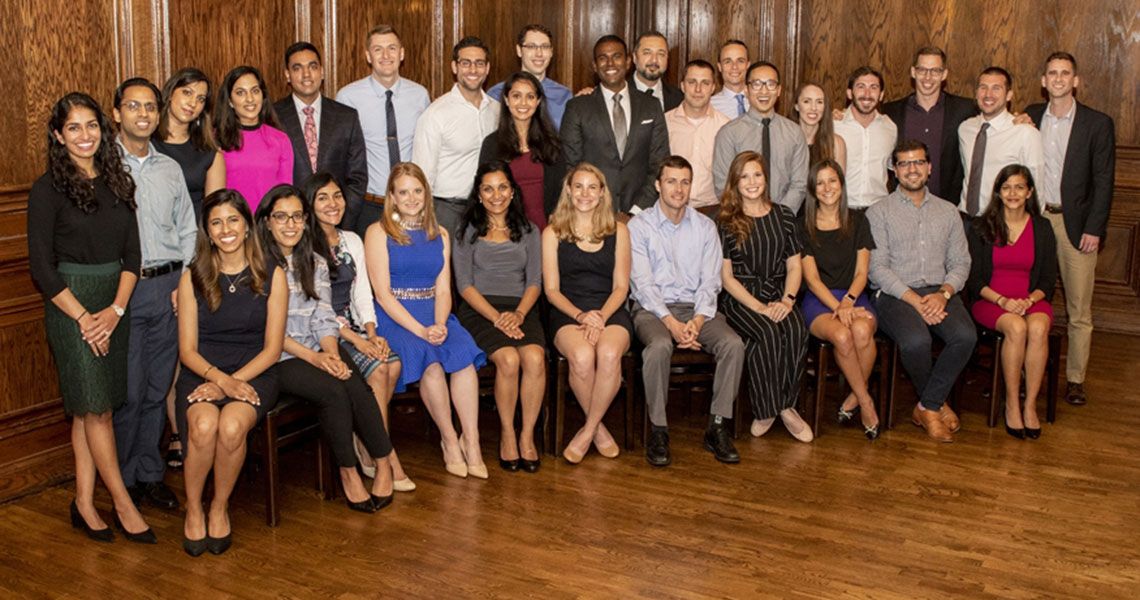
[70,501,113,543]
[1005,424,1026,440]
[183,535,208,557]
[518,457,541,473]
[114,514,157,544]
[498,458,520,472]
[165,434,184,470]
[864,424,880,441]
[206,532,232,555]
[346,497,379,514]
[837,404,860,425]
[370,494,393,511]
[1025,426,1041,439]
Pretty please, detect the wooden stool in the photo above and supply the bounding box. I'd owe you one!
[247,395,336,527]
[975,325,1063,427]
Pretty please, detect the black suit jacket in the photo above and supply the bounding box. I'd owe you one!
[882,92,977,203]
[273,95,369,230]
[1025,102,1116,248]
[627,75,683,112]
[478,134,566,218]
[966,213,1058,305]
[560,86,670,213]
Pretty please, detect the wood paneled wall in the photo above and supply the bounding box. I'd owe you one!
[1,0,1137,501]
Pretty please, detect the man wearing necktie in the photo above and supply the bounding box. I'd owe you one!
[275,42,369,232]
[627,31,683,112]
[710,40,750,119]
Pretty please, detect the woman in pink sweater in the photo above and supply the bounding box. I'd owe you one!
[214,66,293,211]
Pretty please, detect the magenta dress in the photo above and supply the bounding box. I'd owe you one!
[971,219,1054,329]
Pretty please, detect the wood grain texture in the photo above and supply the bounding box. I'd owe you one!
[0,332,1138,597]
[570,0,632,90]
[329,0,437,98]
[458,0,569,93]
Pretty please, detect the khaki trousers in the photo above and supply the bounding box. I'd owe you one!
[1045,211,1098,383]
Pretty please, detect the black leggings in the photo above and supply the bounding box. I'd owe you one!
[277,345,392,467]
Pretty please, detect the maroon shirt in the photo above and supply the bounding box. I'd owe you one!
[510,151,546,229]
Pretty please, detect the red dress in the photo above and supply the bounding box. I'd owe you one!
[509,152,546,229]
[971,219,1054,329]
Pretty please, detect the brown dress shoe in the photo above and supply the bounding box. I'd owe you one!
[912,405,954,442]
[1065,382,1088,406]
[939,404,961,433]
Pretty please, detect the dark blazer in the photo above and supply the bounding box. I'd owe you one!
[627,75,683,112]
[966,214,1058,305]
[1025,101,1116,248]
[560,86,670,213]
[882,92,977,203]
[273,95,369,231]
[478,134,566,218]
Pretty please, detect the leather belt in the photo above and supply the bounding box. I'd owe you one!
[364,193,385,206]
[1044,204,1064,214]
[141,261,182,279]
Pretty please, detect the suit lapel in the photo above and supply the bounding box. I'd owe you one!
[277,100,310,175]
[316,97,336,170]
[1061,103,1085,177]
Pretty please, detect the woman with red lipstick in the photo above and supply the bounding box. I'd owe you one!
[214,66,293,212]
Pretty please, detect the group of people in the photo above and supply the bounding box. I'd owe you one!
[27,21,1114,557]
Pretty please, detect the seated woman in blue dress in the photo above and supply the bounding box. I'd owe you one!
[364,162,488,479]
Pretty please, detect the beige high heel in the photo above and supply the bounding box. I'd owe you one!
[441,441,467,478]
[459,435,488,480]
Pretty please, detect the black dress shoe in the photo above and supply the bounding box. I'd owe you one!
[114,514,158,544]
[518,457,541,473]
[206,532,232,555]
[498,457,520,472]
[138,481,179,510]
[183,535,208,557]
[645,430,671,467]
[70,501,113,543]
[346,496,379,514]
[370,494,393,511]
[703,424,741,464]
[1065,382,1088,406]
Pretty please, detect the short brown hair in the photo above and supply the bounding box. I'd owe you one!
[913,46,946,68]
[366,25,400,47]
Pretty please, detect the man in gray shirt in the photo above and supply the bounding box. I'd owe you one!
[712,60,808,212]
[867,139,975,443]
[112,77,196,509]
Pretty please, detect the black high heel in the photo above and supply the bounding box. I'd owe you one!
[114,513,158,544]
[518,457,541,473]
[370,493,394,511]
[1024,426,1041,439]
[1005,424,1026,440]
[346,496,379,514]
[837,404,860,425]
[70,501,113,543]
[183,534,208,557]
[499,457,520,472]
[206,532,232,555]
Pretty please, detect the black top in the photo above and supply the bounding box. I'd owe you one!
[27,172,141,299]
[801,211,875,290]
[719,206,802,303]
[965,213,1058,304]
[195,265,274,366]
[328,239,358,329]
[153,138,214,217]
[557,233,618,310]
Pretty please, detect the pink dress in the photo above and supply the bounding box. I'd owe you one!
[971,219,1054,329]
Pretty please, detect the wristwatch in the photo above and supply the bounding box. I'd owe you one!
[939,289,952,301]
[111,304,126,317]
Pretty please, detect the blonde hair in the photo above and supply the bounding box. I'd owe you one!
[381,162,440,245]
[547,162,617,242]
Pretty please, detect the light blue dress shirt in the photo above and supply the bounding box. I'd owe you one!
[628,203,723,319]
[336,76,430,195]
[118,138,196,267]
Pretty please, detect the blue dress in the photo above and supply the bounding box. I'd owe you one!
[374,227,485,391]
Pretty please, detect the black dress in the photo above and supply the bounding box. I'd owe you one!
[153,138,214,218]
[547,233,632,336]
[174,266,278,436]
[719,207,808,420]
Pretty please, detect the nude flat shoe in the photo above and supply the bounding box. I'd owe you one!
[750,418,776,437]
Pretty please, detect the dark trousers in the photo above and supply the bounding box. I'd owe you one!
[433,196,467,239]
[874,285,977,410]
[355,200,383,238]
[115,270,180,486]
[277,345,392,467]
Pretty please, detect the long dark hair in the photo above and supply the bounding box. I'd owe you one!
[299,172,340,279]
[717,151,770,247]
[803,159,851,245]
[975,164,1041,246]
[794,82,838,166]
[47,92,136,214]
[157,67,217,152]
[494,71,561,165]
[458,161,532,244]
[214,66,280,151]
[191,189,267,312]
[256,184,320,300]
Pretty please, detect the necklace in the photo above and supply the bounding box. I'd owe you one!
[488,222,509,232]
[222,270,246,293]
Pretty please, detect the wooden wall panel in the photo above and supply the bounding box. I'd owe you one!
[570,0,633,90]
[328,0,439,98]
[458,0,570,92]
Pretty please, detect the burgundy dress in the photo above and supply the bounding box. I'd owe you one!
[510,152,546,229]
[971,219,1054,329]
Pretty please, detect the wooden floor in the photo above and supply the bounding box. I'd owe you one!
[2,333,1139,599]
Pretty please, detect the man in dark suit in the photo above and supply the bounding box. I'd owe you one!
[628,31,683,113]
[275,42,368,232]
[1025,51,1115,407]
[562,35,669,217]
[881,47,977,203]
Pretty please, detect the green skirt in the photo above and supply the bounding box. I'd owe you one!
[43,262,130,416]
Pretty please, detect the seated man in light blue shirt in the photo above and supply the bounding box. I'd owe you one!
[487,24,572,130]
[629,156,744,467]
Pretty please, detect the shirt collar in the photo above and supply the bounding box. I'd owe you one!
[981,109,1015,131]
[1044,100,1076,121]
[600,83,630,103]
[842,106,885,125]
[293,94,322,115]
[448,83,492,109]
[647,202,693,227]
[368,75,402,96]
[632,76,662,96]
[117,136,153,163]
[891,187,932,208]
[906,92,945,111]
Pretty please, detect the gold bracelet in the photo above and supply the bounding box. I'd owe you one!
[203,365,216,380]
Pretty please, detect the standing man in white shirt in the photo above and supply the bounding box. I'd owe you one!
[627,31,683,112]
[958,67,1044,217]
[833,66,897,210]
[412,36,499,236]
[710,40,750,119]
[665,59,730,213]
[336,25,430,235]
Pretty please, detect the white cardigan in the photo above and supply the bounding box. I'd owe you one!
[337,229,377,329]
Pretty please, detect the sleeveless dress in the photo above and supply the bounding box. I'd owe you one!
[373,227,485,392]
[174,265,279,436]
[971,219,1054,329]
[547,233,633,335]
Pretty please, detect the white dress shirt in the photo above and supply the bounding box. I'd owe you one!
[833,107,897,208]
[600,83,632,140]
[412,84,500,199]
[958,109,1044,215]
[632,76,666,111]
[1039,101,1076,208]
[292,94,322,143]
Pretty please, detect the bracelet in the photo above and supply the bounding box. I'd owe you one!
[574,311,586,323]
[74,310,88,322]
[785,293,797,302]
[844,293,857,302]
[996,296,1006,306]
[203,365,216,380]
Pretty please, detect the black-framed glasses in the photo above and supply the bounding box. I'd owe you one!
[894,159,929,169]
[746,79,780,91]
[270,211,306,224]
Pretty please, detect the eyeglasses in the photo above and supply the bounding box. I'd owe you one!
[913,67,945,77]
[270,211,305,224]
[746,79,780,91]
[520,43,552,52]
[894,159,929,169]
[456,59,489,69]
[123,100,159,113]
